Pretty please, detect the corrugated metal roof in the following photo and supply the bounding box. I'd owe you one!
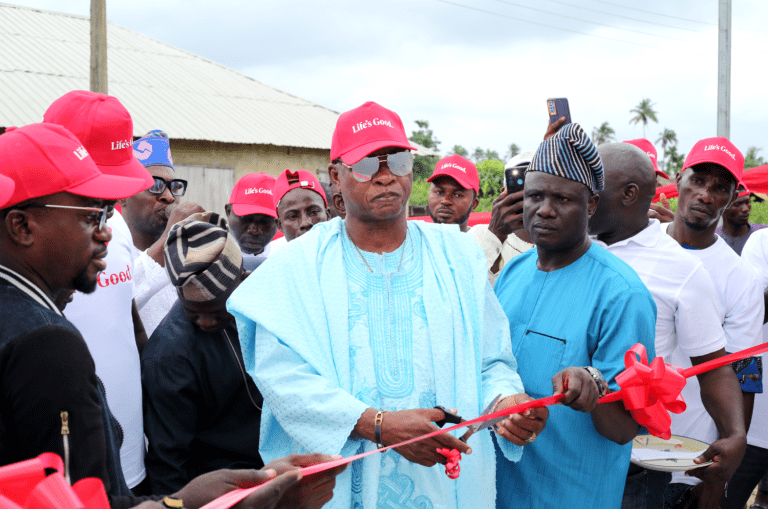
[0,2,439,155]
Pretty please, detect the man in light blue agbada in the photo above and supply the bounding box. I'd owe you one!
[228,101,549,509]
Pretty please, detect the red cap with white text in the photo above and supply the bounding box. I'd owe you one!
[330,101,418,165]
[273,169,327,209]
[0,123,146,208]
[229,172,277,217]
[0,173,15,208]
[427,155,479,193]
[623,138,670,179]
[683,137,745,190]
[43,90,155,194]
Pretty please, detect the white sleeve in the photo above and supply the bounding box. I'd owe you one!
[742,231,768,289]
[133,251,172,310]
[469,225,504,287]
[675,265,728,358]
[723,269,765,352]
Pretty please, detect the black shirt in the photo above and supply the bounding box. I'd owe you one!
[142,301,263,493]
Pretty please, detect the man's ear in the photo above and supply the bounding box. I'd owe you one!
[3,210,36,247]
[675,170,683,191]
[622,183,639,206]
[471,196,480,212]
[275,217,284,234]
[324,208,331,221]
[224,203,232,217]
[587,193,600,217]
[329,163,341,189]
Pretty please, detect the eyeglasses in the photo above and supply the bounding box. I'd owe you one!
[13,203,110,231]
[340,151,413,182]
[149,177,188,197]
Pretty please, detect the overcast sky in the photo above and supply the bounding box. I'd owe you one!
[8,0,768,163]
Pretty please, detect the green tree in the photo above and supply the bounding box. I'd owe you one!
[409,120,441,180]
[450,145,469,158]
[629,98,659,138]
[472,147,485,163]
[505,143,520,161]
[484,149,501,161]
[656,128,678,173]
[744,147,766,170]
[665,146,685,176]
[591,122,616,145]
[477,159,505,198]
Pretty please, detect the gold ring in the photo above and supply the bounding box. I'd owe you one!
[526,433,537,443]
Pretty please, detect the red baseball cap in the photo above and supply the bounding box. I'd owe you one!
[229,173,277,217]
[273,169,327,209]
[330,101,418,165]
[0,173,15,208]
[427,155,479,193]
[43,90,154,194]
[0,123,146,208]
[683,137,745,191]
[623,138,669,179]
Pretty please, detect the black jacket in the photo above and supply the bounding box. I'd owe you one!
[142,301,263,494]
[0,281,143,509]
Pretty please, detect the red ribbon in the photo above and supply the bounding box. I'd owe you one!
[611,344,686,440]
[0,454,109,509]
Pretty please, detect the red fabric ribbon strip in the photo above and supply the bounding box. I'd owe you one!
[435,448,461,479]
[0,453,109,509]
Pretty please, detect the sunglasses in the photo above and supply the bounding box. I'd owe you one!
[340,151,414,182]
[149,177,188,197]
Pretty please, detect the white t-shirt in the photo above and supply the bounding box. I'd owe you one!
[468,224,534,287]
[593,219,726,360]
[664,224,765,486]
[739,229,768,449]
[64,211,146,488]
[242,241,272,272]
[132,247,177,338]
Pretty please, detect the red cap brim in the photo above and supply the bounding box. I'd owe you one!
[67,172,149,200]
[340,140,418,166]
[232,202,277,218]
[655,169,671,179]
[427,171,479,194]
[97,157,155,192]
[0,174,15,207]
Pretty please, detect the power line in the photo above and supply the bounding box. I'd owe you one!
[589,0,768,35]
[435,0,671,51]
[488,0,696,44]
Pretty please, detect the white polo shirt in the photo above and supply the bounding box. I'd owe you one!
[663,223,764,486]
[469,224,534,287]
[593,219,726,360]
[739,229,768,450]
[64,211,146,488]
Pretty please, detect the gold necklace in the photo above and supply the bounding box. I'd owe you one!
[346,226,407,273]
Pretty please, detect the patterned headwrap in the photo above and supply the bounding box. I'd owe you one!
[163,212,243,303]
[133,129,174,170]
[527,123,604,192]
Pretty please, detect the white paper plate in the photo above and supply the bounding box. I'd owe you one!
[630,434,713,472]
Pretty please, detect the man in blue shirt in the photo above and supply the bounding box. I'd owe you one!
[494,123,657,509]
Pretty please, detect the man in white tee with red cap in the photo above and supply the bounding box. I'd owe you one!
[425,154,479,232]
[225,173,278,270]
[663,137,762,508]
[42,90,155,494]
[229,101,546,509]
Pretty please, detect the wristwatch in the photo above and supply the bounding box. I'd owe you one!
[583,366,609,398]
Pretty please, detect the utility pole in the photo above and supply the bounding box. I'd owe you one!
[90,0,107,94]
[717,0,731,138]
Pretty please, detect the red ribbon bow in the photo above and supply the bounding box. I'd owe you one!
[436,448,462,479]
[0,453,110,509]
[614,344,687,440]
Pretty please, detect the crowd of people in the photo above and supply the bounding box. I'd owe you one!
[0,90,765,509]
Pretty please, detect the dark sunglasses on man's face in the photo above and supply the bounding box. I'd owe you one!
[149,177,188,197]
[340,151,413,182]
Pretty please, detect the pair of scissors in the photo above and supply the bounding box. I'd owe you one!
[434,393,504,443]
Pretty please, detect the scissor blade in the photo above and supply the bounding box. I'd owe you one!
[467,394,503,434]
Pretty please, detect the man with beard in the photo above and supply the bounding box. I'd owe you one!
[426,154,479,232]
[662,138,761,508]
[121,130,205,336]
[716,191,767,255]
[225,173,278,270]
[273,169,330,244]
[0,123,346,509]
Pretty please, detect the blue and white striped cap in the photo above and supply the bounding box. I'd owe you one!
[527,123,604,192]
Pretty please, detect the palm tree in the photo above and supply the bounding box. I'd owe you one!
[591,122,616,145]
[656,128,678,173]
[629,99,659,138]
